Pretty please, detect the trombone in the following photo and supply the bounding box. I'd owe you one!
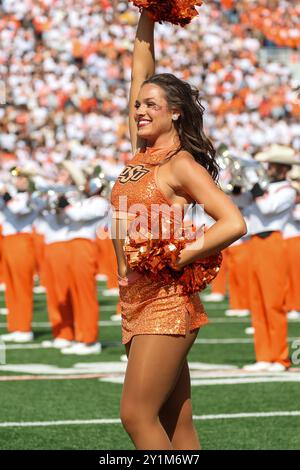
[30,184,84,212]
[10,166,36,193]
[216,144,269,193]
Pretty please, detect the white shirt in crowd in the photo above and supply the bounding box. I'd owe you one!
[283,203,300,239]
[65,195,110,241]
[244,181,297,235]
[0,192,38,236]
[229,192,252,246]
[33,213,69,245]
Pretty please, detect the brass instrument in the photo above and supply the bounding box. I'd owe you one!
[88,165,114,199]
[10,166,36,193]
[216,144,269,193]
[30,184,84,212]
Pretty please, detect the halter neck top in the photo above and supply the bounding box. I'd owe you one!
[110,144,181,214]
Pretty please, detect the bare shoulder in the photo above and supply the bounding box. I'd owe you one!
[170,150,213,186]
[171,149,194,164]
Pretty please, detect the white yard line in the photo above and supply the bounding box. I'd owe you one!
[193,411,300,420]
[0,316,299,329]
[1,361,300,384]
[190,377,300,385]
[2,337,298,350]
[1,318,299,329]
[196,338,299,344]
[101,375,300,385]
[0,411,299,428]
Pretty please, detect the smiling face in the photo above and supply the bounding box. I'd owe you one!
[134,83,179,146]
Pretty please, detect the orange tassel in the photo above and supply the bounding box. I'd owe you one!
[129,0,203,26]
[124,235,222,294]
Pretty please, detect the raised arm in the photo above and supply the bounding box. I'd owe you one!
[129,10,155,155]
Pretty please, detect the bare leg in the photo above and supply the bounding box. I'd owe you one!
[159,359,201,450]
[121,328,199,450]
[159,311,200,449]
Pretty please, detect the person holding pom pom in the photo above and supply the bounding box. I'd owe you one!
[110,7,246,450]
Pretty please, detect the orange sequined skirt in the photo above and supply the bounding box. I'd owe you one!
[118,271,208,345]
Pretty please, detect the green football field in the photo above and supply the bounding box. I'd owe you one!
[0,282,299,450]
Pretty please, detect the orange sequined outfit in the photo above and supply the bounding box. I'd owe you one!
[110,145,208,344]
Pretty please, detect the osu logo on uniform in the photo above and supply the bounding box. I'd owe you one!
[118,165,150,184]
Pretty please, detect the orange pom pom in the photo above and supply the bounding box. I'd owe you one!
[177,252,223,294]
[129,0,203,27]
[124,235,222,294]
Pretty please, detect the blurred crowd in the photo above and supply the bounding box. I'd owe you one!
[238,0,300,49]
[0,0,300,187]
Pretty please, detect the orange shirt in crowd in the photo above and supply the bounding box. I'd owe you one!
[240,3,300,49]
[221,0,234,10]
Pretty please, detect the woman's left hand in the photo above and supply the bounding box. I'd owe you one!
[170,245,201,271]
[170,255,186,272]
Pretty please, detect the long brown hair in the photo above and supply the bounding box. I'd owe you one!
[143,73,219,181]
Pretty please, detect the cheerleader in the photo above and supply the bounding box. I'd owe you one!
[110,6,246,450]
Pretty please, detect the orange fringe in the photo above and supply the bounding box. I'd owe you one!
[124,235,222,295]
[129,0,203,26]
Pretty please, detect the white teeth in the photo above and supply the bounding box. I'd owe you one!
[138,120,151,127]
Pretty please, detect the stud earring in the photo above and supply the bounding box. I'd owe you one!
[172,115,179,121]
